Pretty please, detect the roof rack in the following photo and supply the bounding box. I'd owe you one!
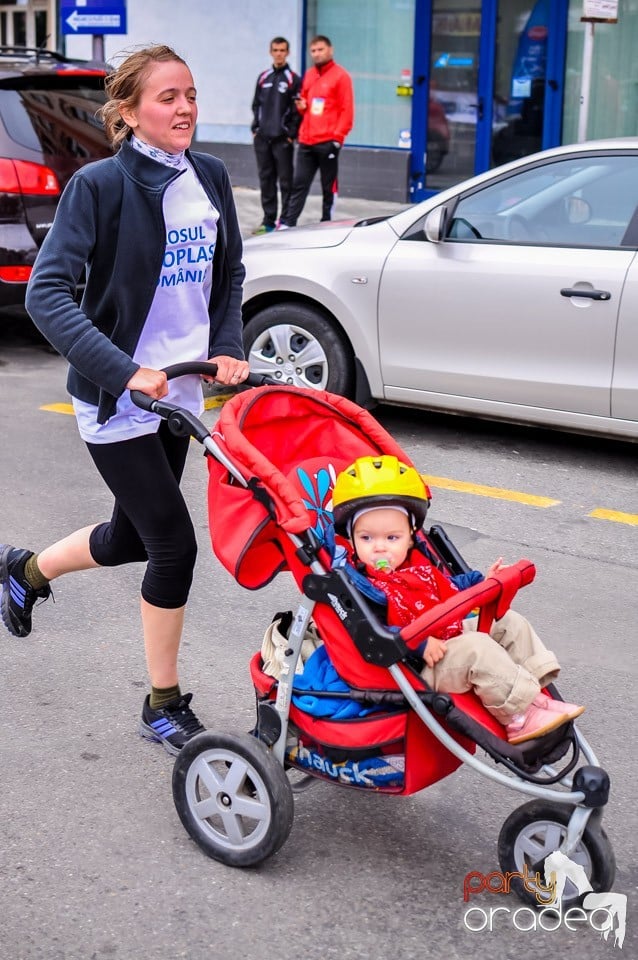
[0,45,109,74]
[0,46,69,63]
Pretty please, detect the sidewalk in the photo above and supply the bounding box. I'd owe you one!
[232,185,409,239]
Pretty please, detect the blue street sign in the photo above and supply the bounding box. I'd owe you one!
[61,1,127,36]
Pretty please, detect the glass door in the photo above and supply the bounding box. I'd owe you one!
[491,0,554,168]
[411,0,566,199]
[426,0,483,191]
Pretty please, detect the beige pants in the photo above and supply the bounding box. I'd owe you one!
[420,609,560,723]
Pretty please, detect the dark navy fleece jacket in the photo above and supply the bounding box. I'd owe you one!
[25,139,245,424]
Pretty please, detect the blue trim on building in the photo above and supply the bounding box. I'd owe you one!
[300,1,308,73]
[544,0,569,147]
[409,0,431,203]
[475,0,497,174]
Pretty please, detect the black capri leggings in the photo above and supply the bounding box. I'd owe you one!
[86,422,197,609]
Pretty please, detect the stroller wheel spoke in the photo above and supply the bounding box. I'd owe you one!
[228,794,269,821]
[192,795,219,821]
[518,822,564,862]
[222,756,251,795]
[219,810,252,845]
[191,755,225,793]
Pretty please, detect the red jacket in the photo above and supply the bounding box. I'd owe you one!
[298,60,354,146]
[365,558,464,640]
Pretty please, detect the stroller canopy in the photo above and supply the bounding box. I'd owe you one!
[207,385,415,588]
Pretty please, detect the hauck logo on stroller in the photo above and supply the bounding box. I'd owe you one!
[131,363,616,909]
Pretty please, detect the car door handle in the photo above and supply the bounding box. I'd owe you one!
[560,287,611,301]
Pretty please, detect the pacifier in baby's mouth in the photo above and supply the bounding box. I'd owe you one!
[374,558,391,571]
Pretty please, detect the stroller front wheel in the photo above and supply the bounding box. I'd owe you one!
[497,799,615,908]
[172,731,294,867]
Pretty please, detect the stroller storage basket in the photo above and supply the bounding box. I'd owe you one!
[250,652,471,795]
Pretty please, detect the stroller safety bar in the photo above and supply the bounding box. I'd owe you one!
[400,559,536,646]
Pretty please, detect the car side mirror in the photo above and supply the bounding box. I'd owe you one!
[564,195,591,224]
[423,206,448,243]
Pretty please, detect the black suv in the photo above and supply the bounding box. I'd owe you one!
[0,47,112,310]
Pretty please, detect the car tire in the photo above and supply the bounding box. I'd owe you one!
[243,303,355,396]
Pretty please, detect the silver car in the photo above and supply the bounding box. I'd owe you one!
[241,139,638,441]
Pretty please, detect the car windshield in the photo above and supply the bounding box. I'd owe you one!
[0,76,108,157]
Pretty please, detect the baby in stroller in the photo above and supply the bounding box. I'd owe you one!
[331,455,585,745]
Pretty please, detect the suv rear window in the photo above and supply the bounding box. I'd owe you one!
[0,76,108,157]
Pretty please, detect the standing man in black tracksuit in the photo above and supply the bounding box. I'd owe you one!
[251,37,301,234]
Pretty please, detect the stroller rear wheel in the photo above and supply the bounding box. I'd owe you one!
[497,799,615,907]
[172,732,294,866]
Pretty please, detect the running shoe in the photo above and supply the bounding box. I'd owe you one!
[139,692,205,755]
[0,544,50,638]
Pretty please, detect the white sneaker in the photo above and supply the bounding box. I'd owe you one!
[276,223,290,230]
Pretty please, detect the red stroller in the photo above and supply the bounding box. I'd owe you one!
[133,363,615,906]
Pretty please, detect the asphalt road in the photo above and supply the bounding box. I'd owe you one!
[1,324,636,960]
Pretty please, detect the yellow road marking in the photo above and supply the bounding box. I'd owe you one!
[204,393,233,409]
[422,474,560,508]
[588,507,638,526]
[40,402,74,415]
[41,396,232,415]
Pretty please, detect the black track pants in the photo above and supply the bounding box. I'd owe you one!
[253,134,295,227]
[86,422,197,609]
[284,140,340,226]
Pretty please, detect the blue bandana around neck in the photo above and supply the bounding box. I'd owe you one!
[130,134,187,170]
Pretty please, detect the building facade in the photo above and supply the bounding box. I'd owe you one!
[8,0,638,201]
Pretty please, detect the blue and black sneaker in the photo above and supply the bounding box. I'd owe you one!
[0,544,51,638]
[139,692,205,756]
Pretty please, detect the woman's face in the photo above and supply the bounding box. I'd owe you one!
[120,59,197,154]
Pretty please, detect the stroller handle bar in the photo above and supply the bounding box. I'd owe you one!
[130,361,275,412]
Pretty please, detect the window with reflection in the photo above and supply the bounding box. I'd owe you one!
[446,154,638,248]
[563,2,638,142]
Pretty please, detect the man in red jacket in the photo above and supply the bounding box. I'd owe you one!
[278,35,354,227]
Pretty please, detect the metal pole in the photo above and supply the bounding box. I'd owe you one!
[577,21,595,142]
[92,34,105,63]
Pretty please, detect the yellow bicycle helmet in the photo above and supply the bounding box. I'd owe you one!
[332,455,430,536]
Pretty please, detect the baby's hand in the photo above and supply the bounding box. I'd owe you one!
[486,557,506,578]
[424,635,447,669]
